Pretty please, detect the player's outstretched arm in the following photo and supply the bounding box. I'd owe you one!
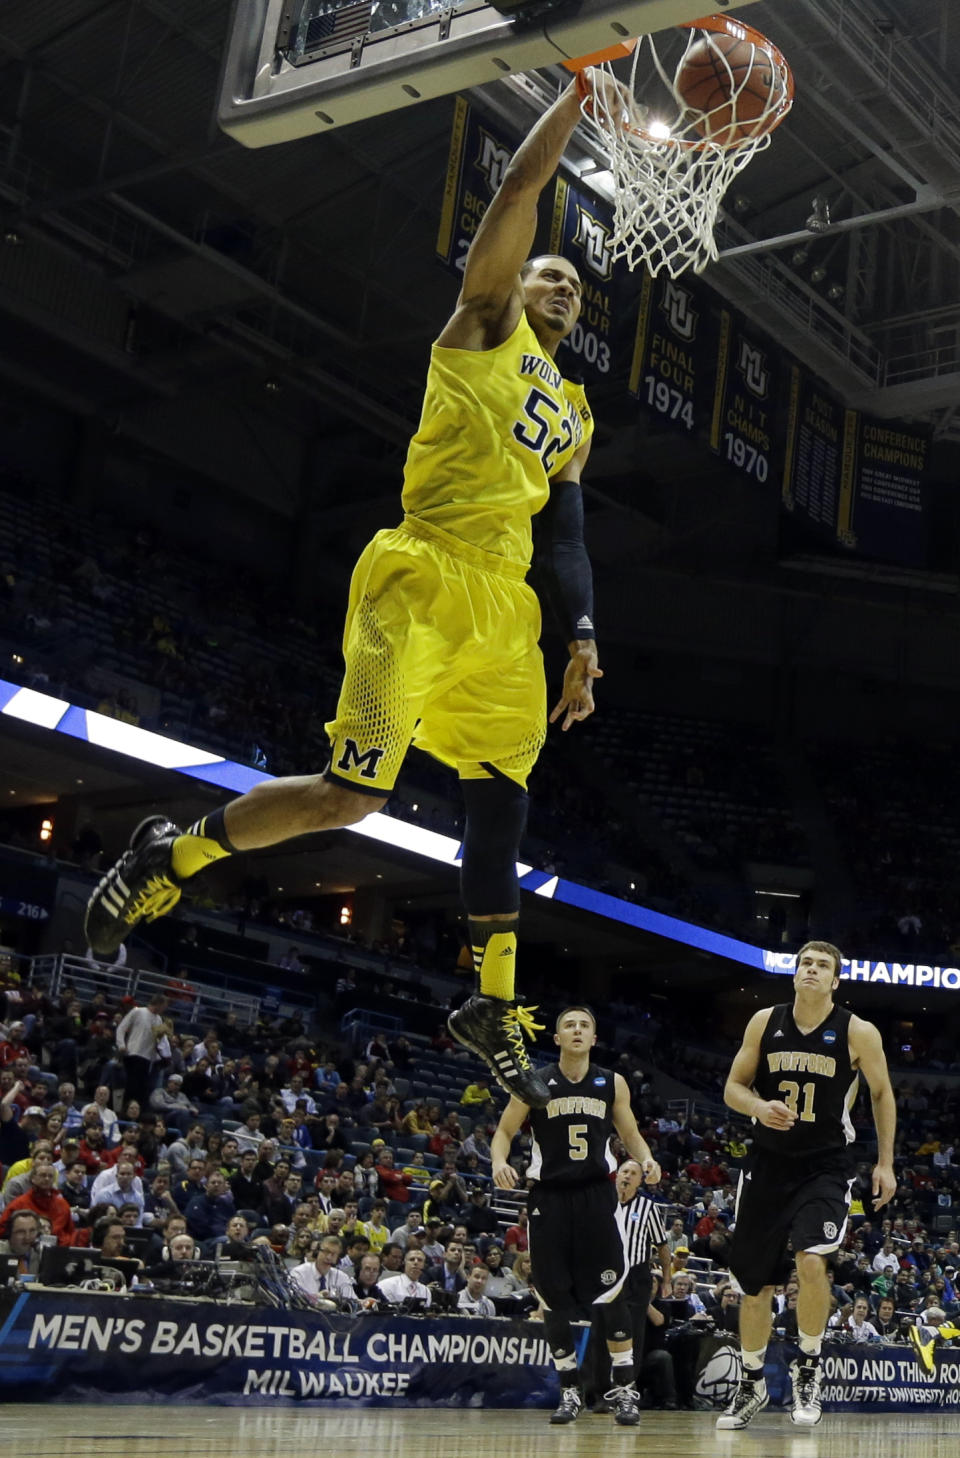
[459,81,582,305]
[849,1015,897,1209]
[612,1073,661,1183]
[491,1095,529,1189]
[723,1007,796,1130]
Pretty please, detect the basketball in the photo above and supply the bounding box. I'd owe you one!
[675,34,786,145]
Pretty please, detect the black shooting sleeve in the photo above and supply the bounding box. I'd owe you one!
[534,477,595,642]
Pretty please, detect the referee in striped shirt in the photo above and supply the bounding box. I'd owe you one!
[616,1159,673,1366]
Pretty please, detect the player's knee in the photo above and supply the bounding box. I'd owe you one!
[795,1251,828,1281]
[312,775,387,827]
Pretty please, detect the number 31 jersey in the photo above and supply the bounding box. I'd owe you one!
[751,1003,859,1159]
[401,313,593,569]
[526,1063,617,1188]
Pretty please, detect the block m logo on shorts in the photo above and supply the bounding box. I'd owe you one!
[336,738,386,780]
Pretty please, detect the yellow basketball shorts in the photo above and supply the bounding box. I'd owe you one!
[324,516,546,795]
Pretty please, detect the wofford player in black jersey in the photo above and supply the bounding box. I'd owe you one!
[491,1006,660,1426]
[718,940,896,1432]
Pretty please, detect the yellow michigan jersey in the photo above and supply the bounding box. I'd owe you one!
[402,313,593,565]
[325,313,593,795]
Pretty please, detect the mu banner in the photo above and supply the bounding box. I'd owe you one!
[710,311,779,483]
[436,98,516,278]
[629,272,715,435]
[549,175,621,382]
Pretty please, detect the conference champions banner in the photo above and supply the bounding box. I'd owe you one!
[709,310,780,484]
[837,412,929,565]
[629,272,715,435]
[0,1292,558,1406]
[436,98,516,277]
[549,175,619,382]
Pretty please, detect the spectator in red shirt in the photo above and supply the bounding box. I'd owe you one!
[428,1112,464,1160]
[504,1206,529,1255]
[100,1126,145,1176]
[374,1145,412,1207]
[0,1163,76,1245]
[686,1158,726,1188]
[76,1127,108,1174]
[0,1023,30,1068]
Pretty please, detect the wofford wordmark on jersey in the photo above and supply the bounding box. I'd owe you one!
[767,1051,837,1077]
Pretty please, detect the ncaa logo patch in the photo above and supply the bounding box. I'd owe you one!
[823,1221,838,1241]
[822,1028,837,1044]
[593,1076,606,1086]
[600,1269,617,1285]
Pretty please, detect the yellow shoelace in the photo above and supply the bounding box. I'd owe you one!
[499,1003,545,1069]
[124,875,181,925]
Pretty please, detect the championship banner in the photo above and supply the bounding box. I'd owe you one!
[781,366,848,536]
[549,175,619,381]
[838,412,929,565]
[709,310,779,483]
[436,98,517,278]
[0,1291,558,1407]
[629,272,714,436]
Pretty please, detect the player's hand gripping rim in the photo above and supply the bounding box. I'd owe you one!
[573,67,636,134]
[550,644,603,732]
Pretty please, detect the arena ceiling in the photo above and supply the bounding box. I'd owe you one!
[0,2,957,471]
[0,0,959,678]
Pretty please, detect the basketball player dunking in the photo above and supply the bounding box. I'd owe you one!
[492,1006,661,1426]
[84,73,625,1108]
[718,940,896,1430]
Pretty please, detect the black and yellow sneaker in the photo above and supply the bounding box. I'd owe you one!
[85,816,183,956]
[447,994,550,1108]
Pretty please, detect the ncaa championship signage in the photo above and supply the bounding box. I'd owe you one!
[0,1291,557,1407]
[763,949,960,992]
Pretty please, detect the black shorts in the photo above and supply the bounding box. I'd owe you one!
[528,1178,626,1312]
[730,1147,855,1296]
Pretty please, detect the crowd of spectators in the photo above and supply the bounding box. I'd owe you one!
[1,956,957,1408]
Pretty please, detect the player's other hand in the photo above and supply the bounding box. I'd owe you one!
[755,1099,797,1130]
[493,1160,519,1190]
[641,1157,661,1186]
[550,643,602,732]
[871,1162,897,1209]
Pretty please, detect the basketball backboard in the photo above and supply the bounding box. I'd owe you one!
[218,0,761,146]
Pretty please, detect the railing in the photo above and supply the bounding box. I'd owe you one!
[36,953,261,1027]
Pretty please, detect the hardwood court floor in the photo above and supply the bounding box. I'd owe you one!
[4,1405,955,1458]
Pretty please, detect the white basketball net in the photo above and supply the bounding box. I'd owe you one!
[576,21,793,278]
